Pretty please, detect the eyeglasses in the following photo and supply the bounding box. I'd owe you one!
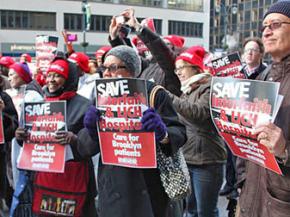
[174,65,198,74]
[261,21,290,33]
[244,48,260,54]
[100,64,127,73]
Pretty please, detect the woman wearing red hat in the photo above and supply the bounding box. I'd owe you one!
[12,58,98,217]
[6,62,44,216]
[167,46,227,217]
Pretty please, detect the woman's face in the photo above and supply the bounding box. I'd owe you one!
[8,69,25,88]
[46,72,66,93]
[175,59,199,82]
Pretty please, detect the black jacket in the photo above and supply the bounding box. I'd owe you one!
[0,91,18,198]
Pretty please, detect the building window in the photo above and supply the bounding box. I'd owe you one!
[167,0,203,12]
[64,13,114,32]
[64,13,83,31]
[0,10,56,30]
[168,21,203,37]
[119,0,162,7]
[93,15,111,32]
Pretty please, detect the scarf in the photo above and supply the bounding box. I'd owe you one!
[43,86,76,101]
[180,72,211,94]
[45,91,76,101]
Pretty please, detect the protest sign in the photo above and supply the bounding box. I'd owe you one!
[35,35,58,75]
[0,113,4,144]
[18,101,67,173]
[211,52,246,78]
[210,77,282,174]
[96,78,156,168]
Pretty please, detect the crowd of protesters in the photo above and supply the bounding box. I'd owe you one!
[0,1,290,217]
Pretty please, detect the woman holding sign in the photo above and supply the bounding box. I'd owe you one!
[166,46,227,217]
[13,57,98,217]
[84,45,186,217]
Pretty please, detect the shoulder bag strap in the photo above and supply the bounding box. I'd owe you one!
[149,85,164,108]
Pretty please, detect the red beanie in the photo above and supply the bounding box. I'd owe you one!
[9,62,32,84]
[68,52,89,73]
[141,18,156,33]
[176,46,206,70]
[163,35,185,48]
[0,56,15,68]
[20,53,32,63]
[95,46,112,59]
[47,59,69,79]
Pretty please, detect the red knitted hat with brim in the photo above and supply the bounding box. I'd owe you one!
[163,35,185,48]
[9,62,32,84]
[176,46,206,70]
[0,56,15,68]
[95,46,112,59]
[21,53,32,63]
[68,52,90,73]
[47,59,69,79]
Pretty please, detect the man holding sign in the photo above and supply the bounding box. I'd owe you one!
[84,45,186,217]
[237,1,290,217]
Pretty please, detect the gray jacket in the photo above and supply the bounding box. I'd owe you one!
[168,78,226,165]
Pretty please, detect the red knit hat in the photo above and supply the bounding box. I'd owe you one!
[47,59,69,79]
[0,56,15,68]
[141,18,156,33]
[163,35,185,48]
[9,62,32,84]
[95,46,111,59]
[176,46,206,70]
[20,53,32,63]
[68,52,89,73]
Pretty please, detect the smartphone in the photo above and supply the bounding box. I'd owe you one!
[116,15,125,24]
[67,33,78,42]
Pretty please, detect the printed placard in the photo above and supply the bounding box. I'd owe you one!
[18,101,67,173]
[96,78,156,168]
[35,35,58,75]
[210,77,282,175]
[211,52,246,78]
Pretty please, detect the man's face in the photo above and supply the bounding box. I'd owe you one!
[103,55,132,78]
[262,13,290,61]
[243,41,263,67]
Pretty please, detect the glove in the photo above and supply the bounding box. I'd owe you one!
[83,105,101,136]
[141,108,167,141]
[55,131,77,146]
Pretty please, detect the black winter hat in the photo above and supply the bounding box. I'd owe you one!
[264,0,290,19]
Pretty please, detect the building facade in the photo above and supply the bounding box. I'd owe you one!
[0,0,210,57]
[210,0,278,53]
